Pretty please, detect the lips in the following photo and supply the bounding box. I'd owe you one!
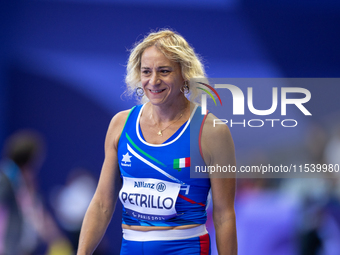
[149,88,166,94]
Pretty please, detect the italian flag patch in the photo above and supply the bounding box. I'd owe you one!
[173,157,190,171]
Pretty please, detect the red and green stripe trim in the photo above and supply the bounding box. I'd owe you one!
[178,194,205,207]
[125,132,166,167]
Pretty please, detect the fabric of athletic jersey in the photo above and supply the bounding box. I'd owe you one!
[120,233,211,255]
[117,104,210,227]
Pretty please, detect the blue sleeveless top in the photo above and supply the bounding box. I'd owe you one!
[117,104,210,227]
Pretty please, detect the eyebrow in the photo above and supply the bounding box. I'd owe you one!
[141,66,172,69]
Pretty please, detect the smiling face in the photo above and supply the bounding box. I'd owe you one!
[140,45,185,107]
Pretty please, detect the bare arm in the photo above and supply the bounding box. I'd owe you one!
[201,114,237,255]
[77,110,129,255]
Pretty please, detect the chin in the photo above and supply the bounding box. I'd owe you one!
[146,95,168,105]
[149,99,166,106]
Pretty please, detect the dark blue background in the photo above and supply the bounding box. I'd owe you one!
[1,0,339,254]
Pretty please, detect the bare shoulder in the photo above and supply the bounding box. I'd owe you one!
[109,109,131,128]
[201,113,234,149]
[202,113,232,139]
[201,113,235,166]
[105,109,132,151]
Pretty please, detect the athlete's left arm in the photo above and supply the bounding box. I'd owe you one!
[201,114,237,255]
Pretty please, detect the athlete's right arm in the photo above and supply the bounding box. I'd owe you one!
[77,110,130,255]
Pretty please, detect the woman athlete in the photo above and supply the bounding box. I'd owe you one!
[77,29,237,255]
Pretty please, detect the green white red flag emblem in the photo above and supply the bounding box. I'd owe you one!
[173,157,190,171]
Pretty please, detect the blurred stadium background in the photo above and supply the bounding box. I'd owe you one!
[1,0,340,254]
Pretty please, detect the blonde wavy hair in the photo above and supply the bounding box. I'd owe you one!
[125,29,207,102]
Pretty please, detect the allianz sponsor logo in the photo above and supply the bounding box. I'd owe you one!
[134,181,155,189]
[134,181,166,192]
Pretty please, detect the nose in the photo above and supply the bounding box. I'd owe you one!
[149,72,160,86]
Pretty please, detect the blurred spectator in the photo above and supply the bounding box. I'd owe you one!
[281,121,340,255]
[304,123,328,165]
[0,129,73,255]
[50,168,110,254]
[50,168,96,250]
[324,123,340,167]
